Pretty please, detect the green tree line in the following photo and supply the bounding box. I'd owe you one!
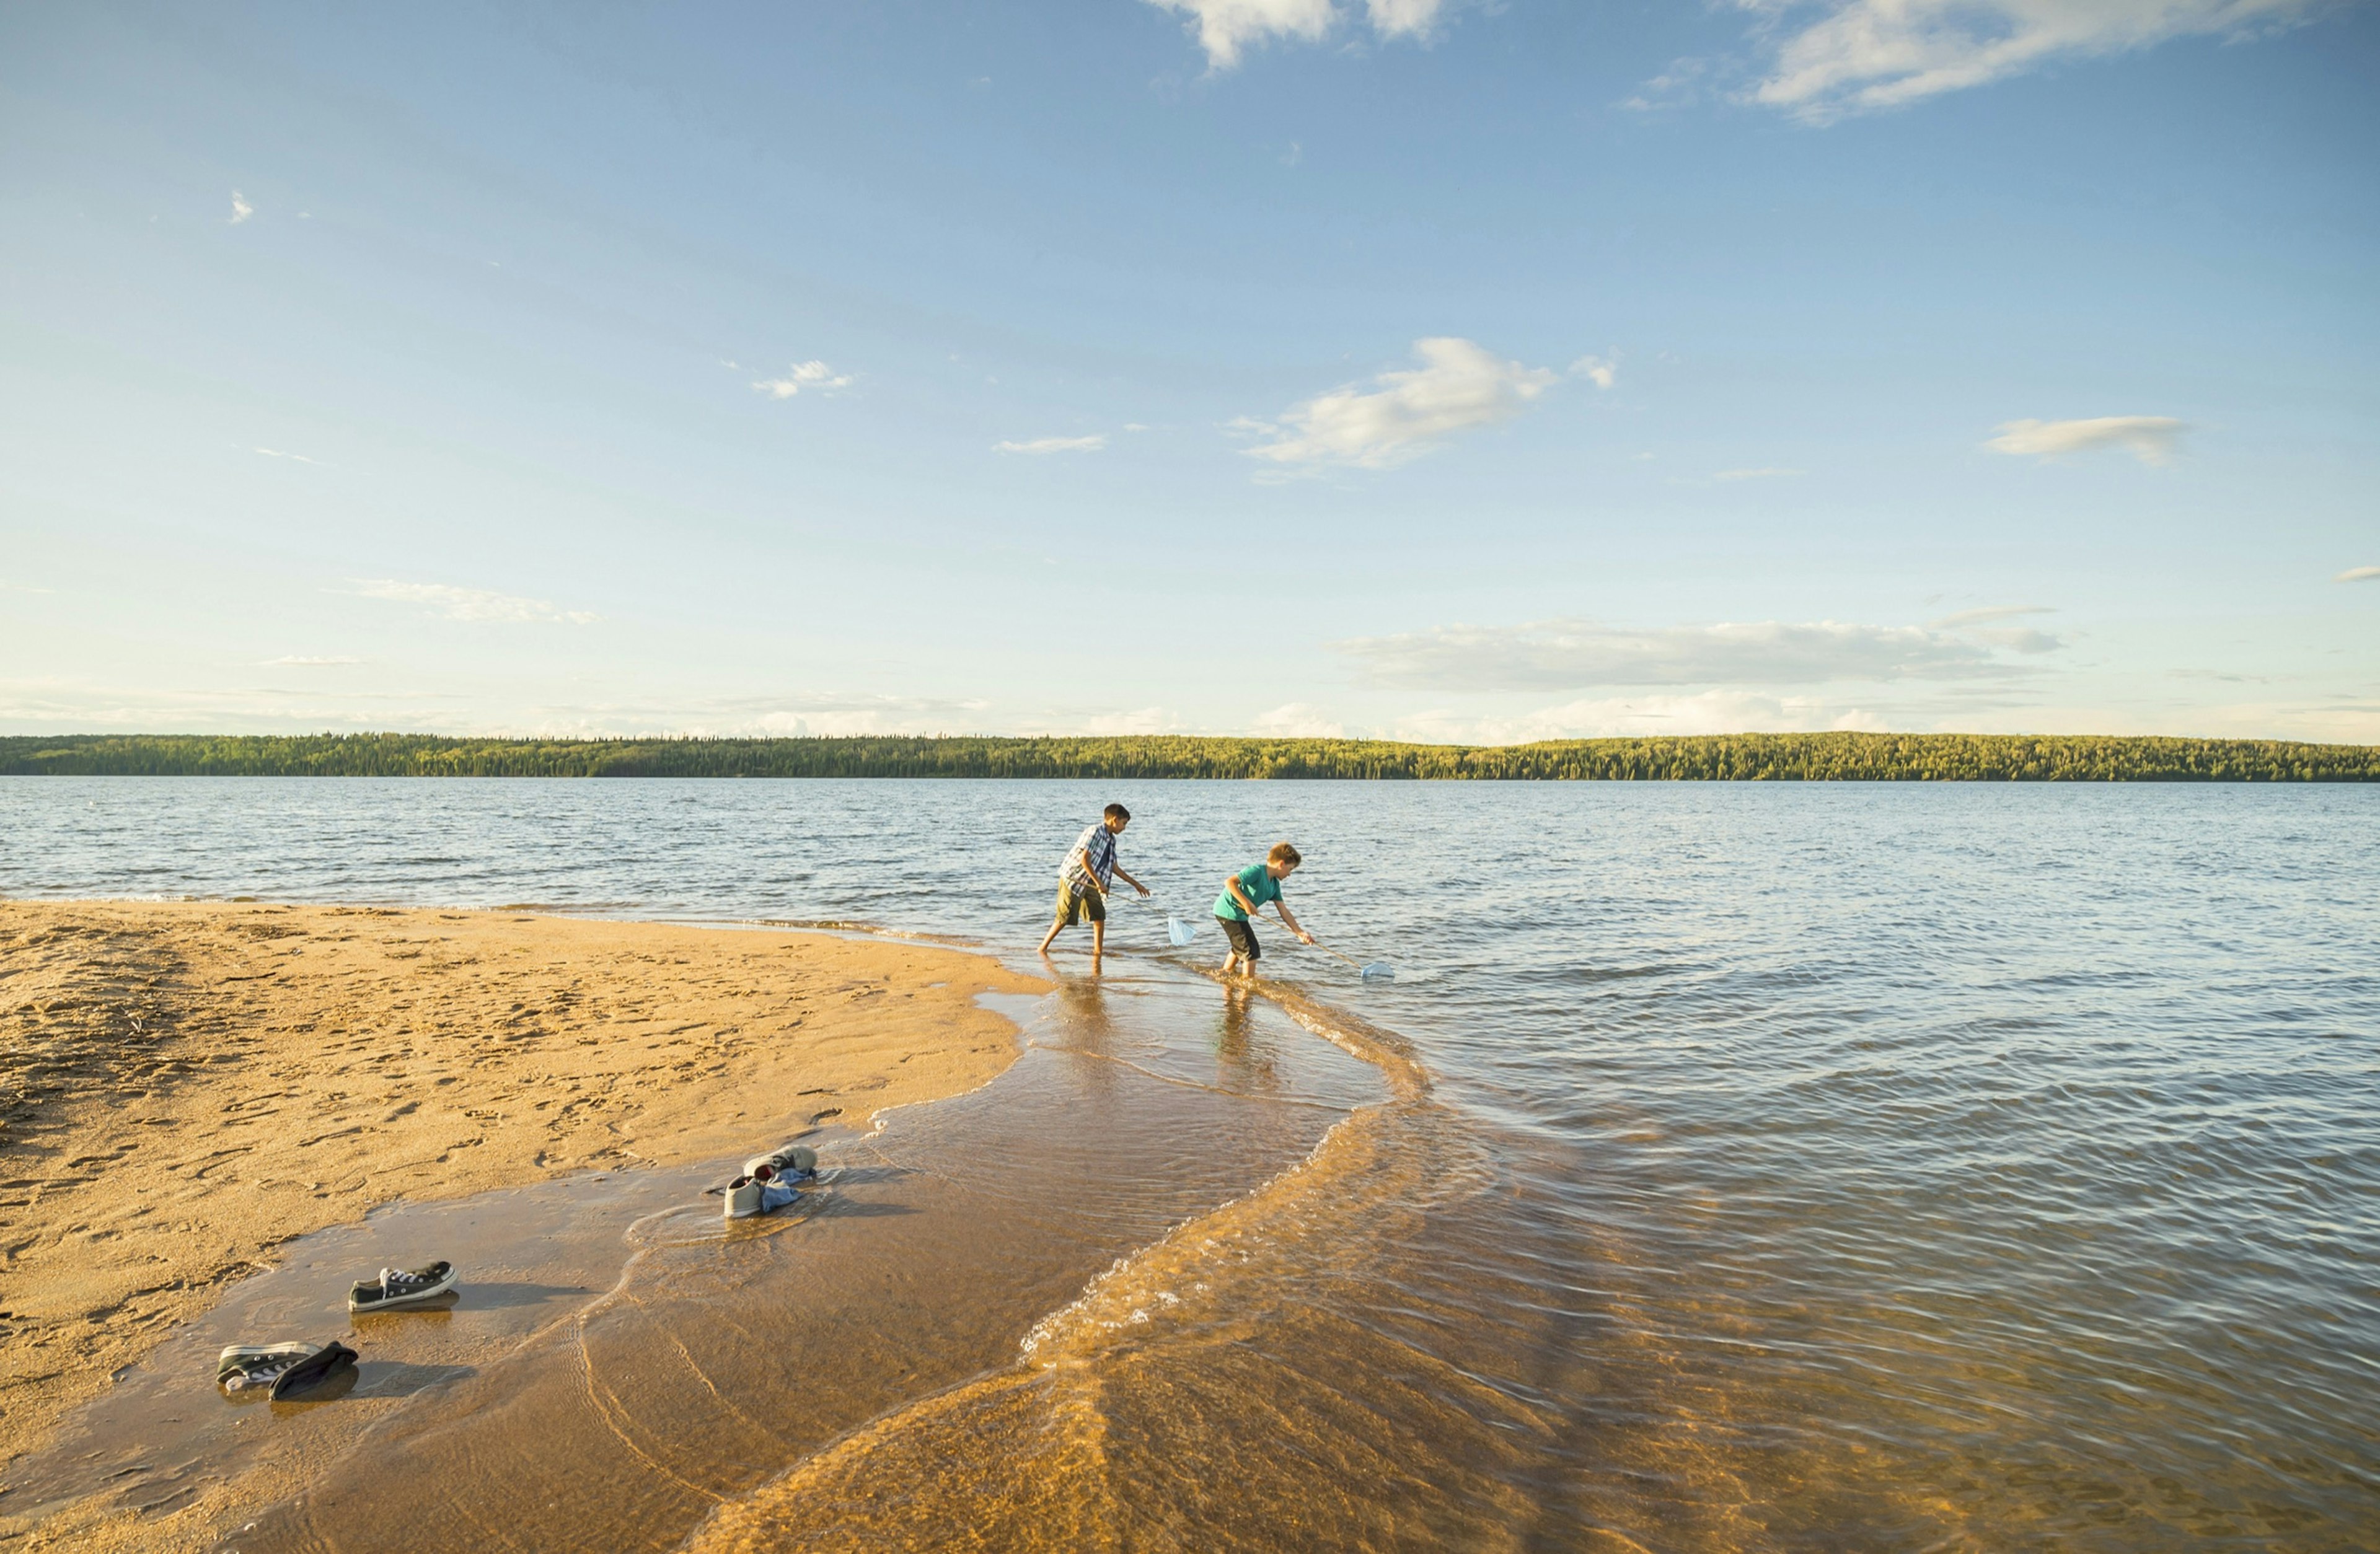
[2,732,2374,780]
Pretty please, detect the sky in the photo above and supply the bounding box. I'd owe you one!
[2,0,2374,743]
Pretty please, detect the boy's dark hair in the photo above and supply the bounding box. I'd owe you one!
[1267,841,1302,867]
[1104,802,1131,823]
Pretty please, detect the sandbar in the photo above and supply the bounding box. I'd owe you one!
[0,900,1045,1478]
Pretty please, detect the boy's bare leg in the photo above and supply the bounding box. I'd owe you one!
[1037,916,1064,956]
[1090,919,1105,973]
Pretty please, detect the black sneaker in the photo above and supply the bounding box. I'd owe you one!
[349,1260,457,1312]
[267,1340,359,1401]
[218,1342,317,1394]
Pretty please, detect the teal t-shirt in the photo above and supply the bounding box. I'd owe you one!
[1214,863,1282,921]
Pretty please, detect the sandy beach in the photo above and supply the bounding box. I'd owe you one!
[0,900,1045,1489]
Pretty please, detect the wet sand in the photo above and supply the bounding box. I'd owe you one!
[0,898,1044,1537]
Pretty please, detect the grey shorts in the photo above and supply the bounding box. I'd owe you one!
[1217,916,1260,959]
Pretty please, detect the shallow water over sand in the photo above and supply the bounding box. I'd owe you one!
[6,778,2376,1548]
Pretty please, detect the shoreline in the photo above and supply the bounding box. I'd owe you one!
[0,900,1047,1486]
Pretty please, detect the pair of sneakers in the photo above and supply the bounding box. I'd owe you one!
[724,1144,819,1220]
[217,1340,358,1400]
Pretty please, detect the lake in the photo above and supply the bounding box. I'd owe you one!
[5,777,2374,1550]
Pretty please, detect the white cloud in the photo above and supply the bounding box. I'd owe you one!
[995,434,1107,455]
[1147,0,1450,69]
[1931,604,2053,628]
[253,447,320,464]
[1240,337,1558,470]
[2336,566,2380,583]
[1365,0,1450,40]
[1149,0,1334,68]
[1712,466,1803,481]
[1972,627,2063,654]
[229,190,253,224]
[1390,690,1890,744]
[263,656,361,667]
[1570,354,1618,389]
[752,360,853,399]
[1042,705,1185,736]
[1987,415,2185,463]
[660,693,992,737]
[1337,617,2047,690]
[1250,702,1347,738]
[1746,0,2329,120]
[351,581,598,625]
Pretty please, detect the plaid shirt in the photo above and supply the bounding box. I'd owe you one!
[1064,822,1117,892]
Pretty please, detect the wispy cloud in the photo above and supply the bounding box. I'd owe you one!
[995,434,1107,455]
[1712,466,1803,481]
[1147,0,1452,70]
[1743,0,2329,121]
[751,360,853,399]
[229,190,253,224]
[1569,354,1619,390]
[1337,617,2048,690]
[1390,690,1891,744]
[351,581,598,625]
[2337,566,2380,583]
[1238,337,1557,471]
[1987,415,2184,463]
[645,692,992,738]
[1931,604,2054,628]
[1250,701,1347,738]
[263,655,361,667]
[253,447,320,464]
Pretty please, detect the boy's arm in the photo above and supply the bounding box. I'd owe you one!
[1225,875,1258,915]
[1066,845,1106,893]
[1274,900,1314,943]
[1111,864,1149,896]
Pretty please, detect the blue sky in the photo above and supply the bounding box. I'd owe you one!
[2,0,2374,742]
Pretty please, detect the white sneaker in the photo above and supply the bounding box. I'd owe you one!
[743,1143,819,1181]
[725,1175,764,1219]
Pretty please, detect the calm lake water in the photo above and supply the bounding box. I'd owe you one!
[5,777,2376,1550]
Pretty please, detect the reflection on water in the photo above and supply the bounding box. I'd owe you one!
[5,778,2376,1548]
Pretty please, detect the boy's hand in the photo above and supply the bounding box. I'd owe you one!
[1135,883,1151,898]
[1297,930,1315,945]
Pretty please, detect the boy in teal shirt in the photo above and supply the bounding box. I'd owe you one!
[1214,841,1313,978]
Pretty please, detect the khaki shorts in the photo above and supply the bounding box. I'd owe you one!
[1053,880,1106,927]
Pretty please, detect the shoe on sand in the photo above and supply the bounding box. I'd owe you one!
[349,1261,457,1312]
[725,1175,765,1220]
[744,1144,819,1182]
[268,1341,359,1401]
[218,1342,318,1393]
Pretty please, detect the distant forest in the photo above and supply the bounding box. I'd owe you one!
[2,732,2375,781]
